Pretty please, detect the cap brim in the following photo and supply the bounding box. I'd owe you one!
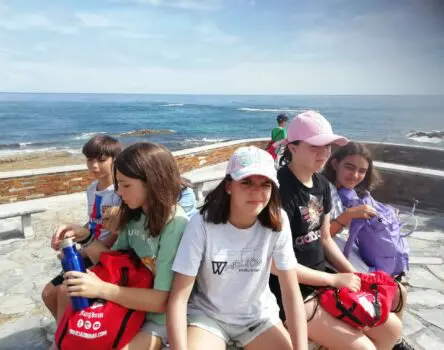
[230,166,279,187]
[303,134,348,147]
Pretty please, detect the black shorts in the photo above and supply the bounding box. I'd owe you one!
[50,257,94,286]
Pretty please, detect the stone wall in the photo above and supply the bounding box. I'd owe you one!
[1,139,443,212]
[0,140,268,204]
[372,167,444,212]
[362,142,444,170]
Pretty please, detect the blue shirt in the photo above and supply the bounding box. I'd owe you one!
[178,187,197,218]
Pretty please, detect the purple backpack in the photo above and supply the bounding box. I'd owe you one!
[338,188,417,276]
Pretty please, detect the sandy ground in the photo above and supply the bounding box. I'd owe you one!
[0,152,85,171]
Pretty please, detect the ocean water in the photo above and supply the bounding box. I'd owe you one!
[0,93,443,156]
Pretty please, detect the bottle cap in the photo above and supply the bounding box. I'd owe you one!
[60,238,74,249]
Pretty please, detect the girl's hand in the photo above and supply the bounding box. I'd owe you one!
[346,205,377,220]
[51,224,90,250]
[64,270,106,299]
[331,273,361,292]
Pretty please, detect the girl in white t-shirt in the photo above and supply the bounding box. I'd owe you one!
[167,146,308,350]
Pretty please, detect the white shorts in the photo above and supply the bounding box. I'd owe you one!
[188,310,280,348]
[140,320,168,347]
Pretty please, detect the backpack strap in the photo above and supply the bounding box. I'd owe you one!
[343,219,364,258]
[369,284,381,326]
[120,267,129,286]
[333,289,366,328]
[399,200,419,237]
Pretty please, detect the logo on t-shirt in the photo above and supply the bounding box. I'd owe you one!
[212,261,227,275]
[211,250,263,275]
[299,194,324,232]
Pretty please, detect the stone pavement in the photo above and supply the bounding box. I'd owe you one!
[0,191,444,349]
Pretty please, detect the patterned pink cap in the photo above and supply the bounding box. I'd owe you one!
[226,146,278,187]
[287,110,348,146]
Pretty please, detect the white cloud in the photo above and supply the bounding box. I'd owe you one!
[0,12,77,34]
[196,23,241,44]
[132,0,223,10]
[112,30,163,39]
[0,2,8,14]
[75,13,117,28]
[74,10,163,40]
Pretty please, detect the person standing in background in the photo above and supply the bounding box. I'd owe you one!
[267,114,289,160]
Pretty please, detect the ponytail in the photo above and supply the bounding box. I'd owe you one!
[279,141,299,167]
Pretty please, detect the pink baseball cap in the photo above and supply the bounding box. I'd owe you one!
[287,110,348,146]
[226,146,279,187]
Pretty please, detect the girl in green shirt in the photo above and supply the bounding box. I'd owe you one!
[52,142,188,350]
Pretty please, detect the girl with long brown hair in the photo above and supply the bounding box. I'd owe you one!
[51,142,188,349]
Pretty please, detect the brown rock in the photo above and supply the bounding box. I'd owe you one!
[120,129,175,137]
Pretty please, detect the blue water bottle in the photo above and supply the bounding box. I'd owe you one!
[60,238,90,310]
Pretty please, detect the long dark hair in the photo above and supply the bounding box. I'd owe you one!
[114,142,181,237]
[200,175,283,231]
[322,142,380,194]
[279,141,299,167]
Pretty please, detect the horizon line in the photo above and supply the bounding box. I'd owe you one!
[1,91,443,97]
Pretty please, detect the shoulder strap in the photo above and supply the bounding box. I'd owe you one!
[399,200,419,237]
[343,219,364,258]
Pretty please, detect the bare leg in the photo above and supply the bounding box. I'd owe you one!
[121,332,162,350]
[56,285,70,324]
[188,326,226,350]
[305,300,376,350]
[244,322,292,350]
[391,282,407,321]
[364,313,402,350]
[41,283,59,319]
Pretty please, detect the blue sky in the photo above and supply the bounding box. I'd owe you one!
[0,0,443,94]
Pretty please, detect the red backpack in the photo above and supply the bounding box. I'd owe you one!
[318,271,397,330]
[55,250,154,349]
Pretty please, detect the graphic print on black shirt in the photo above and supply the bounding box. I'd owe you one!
[300,194,324,232]
[276,166,332,272]
[270,165,333,314]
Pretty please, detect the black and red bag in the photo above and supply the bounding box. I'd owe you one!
[318,271,397,330]
[55,250,154,349]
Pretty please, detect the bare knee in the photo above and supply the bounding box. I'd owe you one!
[42,283,56,299]
[42,283,58,304]
[366,314,402,349]
[307,304,376,350]
[57,284,68,296]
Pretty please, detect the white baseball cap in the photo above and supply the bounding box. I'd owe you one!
[226,146,279,187]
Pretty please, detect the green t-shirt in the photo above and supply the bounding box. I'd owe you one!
[271,127,287,142]
[111,205,188,324]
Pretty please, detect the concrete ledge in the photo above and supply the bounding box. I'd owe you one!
[373,162,444,212]
[1,138,444,211]
[0,138,268,180]
[0,139,268,204]
[363,141,444,170]
[374,161,444,179]
[173,138,268,157]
